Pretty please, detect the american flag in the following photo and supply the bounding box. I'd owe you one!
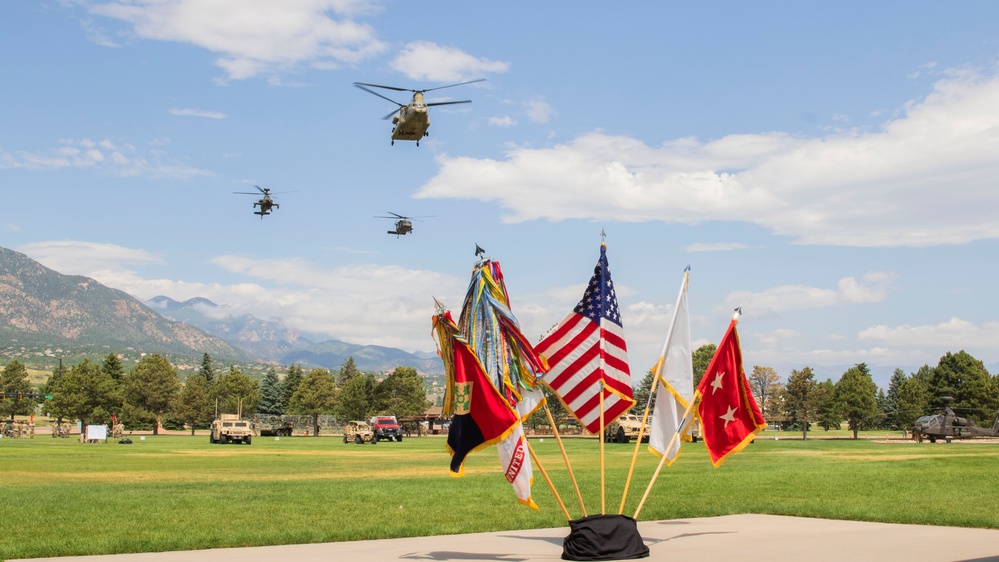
[535,243,635,434]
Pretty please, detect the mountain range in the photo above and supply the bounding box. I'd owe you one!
[0,246,247,362]
[145,295,443,373]
[0,245,442,374]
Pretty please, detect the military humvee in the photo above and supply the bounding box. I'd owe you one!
[604,414,644,443]
[210,413,253,445]
[343,420,375,444]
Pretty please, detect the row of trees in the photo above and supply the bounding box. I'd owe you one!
[2,353,430,436]
[247,357,431,434]
[780,351,999,438]
[630,346,999,439]
[8,344,997,440]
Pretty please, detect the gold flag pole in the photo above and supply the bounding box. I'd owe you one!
[618,357,662,514]
[634,308,736,520]
[599,384,606,514]
[526,439,572,520]
[622,268,691,514]
[632,396,699,520]
[545,405,587,517]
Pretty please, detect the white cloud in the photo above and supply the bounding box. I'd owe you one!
[16,240,467,352]
[489,116,516,128]
[17,241,164,276]
[0,138,211,179]
[722,272,895,318]
[858,317,999,348]
[754,328,800,346]
[524,99,554,124]
[389,41,508,83]
[417,68,999,248]
[169,108,226,119]
[685,242,748,252]
[83,0,387,80]
[80,17,119,47]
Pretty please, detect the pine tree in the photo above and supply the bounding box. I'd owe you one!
[631,368,656,414]
[282,364,304,409]
[885,368,908,430]
[692,344,716,388]
[101,353,125,385]
[124,354,181,435]
[198,353,216,385]
[289,368,337,436]
[48,359,119,430]
[896,377,930,432]
[783,366,818,438]
[258,368,284,415]
[372,366,430,418]
[337,356,361,387]
[174,374,213,435]
[835,362,879,439]
[336,373,375,422]
[1,360,34,421]
[213,366,260,415]
[930,351,998,425]
[815,379,840,431]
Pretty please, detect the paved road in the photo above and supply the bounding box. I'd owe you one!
[13,514,999,562]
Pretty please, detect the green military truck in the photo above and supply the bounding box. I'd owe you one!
[252,414,294,437]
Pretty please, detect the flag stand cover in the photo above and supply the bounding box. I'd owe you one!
[562,514,649,561]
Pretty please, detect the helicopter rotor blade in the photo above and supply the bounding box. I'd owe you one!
[253,185,269,194]
[382,108,401,120]
[426,100,472,107]
[354,81,414,93]
[421,78,486,93]
[354,84,407,108]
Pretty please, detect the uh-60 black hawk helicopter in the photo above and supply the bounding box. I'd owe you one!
[233,186,292,218]
[353,79,484,146]
[376,212,433,236]
[911,396,999,443]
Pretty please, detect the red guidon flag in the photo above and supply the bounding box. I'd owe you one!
[535,243,635,435]
[434,310,537,510]
[695,317,767,467]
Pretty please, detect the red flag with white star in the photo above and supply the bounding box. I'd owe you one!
[695,318,767,467]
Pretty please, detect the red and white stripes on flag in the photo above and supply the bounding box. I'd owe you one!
[535,243,635,435]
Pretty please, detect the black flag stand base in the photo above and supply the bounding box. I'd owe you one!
[562,514,649,561]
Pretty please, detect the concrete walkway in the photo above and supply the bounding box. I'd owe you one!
[13,514,999,562]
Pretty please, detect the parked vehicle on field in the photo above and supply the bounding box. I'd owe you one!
[368,415,403,442]
[604,414,644,443]
[210,413,253,445]
[252,414,294,437]
[343,420,375,444]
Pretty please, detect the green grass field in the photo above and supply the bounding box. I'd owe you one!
[2,434,998,559]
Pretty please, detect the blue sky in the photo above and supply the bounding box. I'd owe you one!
[4,1,999,388]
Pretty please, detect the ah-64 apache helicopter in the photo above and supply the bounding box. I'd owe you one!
[376,212,432,236]
[354,79,484,146]
[911,396,999,443]
[233,186,292,218]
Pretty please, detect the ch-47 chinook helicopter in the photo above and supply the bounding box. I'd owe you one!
[911,396,999,443]
[353,79,485,146]
[376,212,432,236]
[233,186,289,218]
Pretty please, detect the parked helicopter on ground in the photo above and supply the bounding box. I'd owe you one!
[911,396,999,443]
[233,186,288,218]
[353,79,484,146]
[376,212,432,236]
